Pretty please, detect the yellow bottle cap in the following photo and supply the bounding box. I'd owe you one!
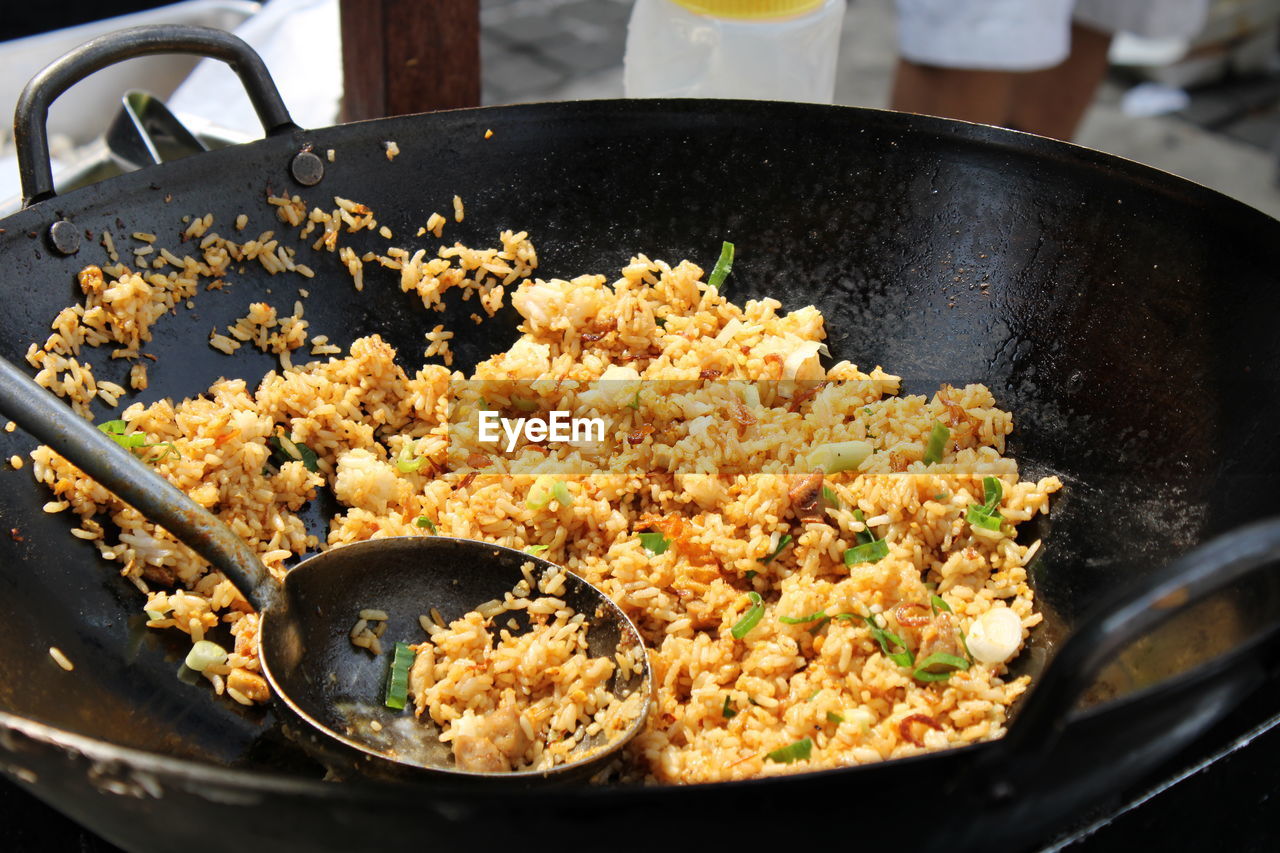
[670,0,827,20]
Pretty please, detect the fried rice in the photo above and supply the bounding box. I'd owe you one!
[24,194,1061,783]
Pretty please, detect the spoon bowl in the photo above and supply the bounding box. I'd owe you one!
[0,355,651,782]
[261,536,650,780]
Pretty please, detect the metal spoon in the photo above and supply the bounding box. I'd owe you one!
[0,355,652,781]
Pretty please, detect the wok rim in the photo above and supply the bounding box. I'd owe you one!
[2,97,1278,810]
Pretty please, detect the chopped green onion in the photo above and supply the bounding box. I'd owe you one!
[384,642,415,710]
[930,594,951,614]
[627,388,641,411]
[526,474,558,510]
[524,544,549,555]
[982,476,1003,508]
[807,689,822,702]
[852,508,875,545]
[844,539,889,565]
[826,711,845,724]
[923,421,949,465]
[552,480,573,507]
[807,440,873,474]
[762,534,793,564]
[638,531,671,555]
[821,485,841,509]
[184,640,227,673]
[966,477,1005,530]
[779,609,827,625]
[512,397,539,413]
[396,454,429,473]
[723,695,738,719]
[731,592,764,639]
[149,441,181,462]
[765,736,812,764]
[707,240,735,289]
[934,492,949,502]
[864,615,914,667]
[267,435,319,472]
[98,420,180,459]
[966,505,1003,531]
[744,569,757,581]
[912,652,970,683]
[415,516,437,533]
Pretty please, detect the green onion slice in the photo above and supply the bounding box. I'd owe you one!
[765,736,812,764]
[723,695,738,719]
[524,544,549,555]
[982,476,1003,508]
[637,531,671,555]
[184,640,227,673]
[966,505,1003,531]
[864,615,915,667]
[807,440,872,475]
[396,454,429,473]
[852,509,874,545]
[707,240,735,289]
[779,609,827,625]
[821,485,841,509]
[930,594,951,614]
[923,421,949,465]
[267,435,319,472]
[762,534,793,564]
[415,516,437,533]
[826,711,845,724]
[98,419,180,459]
[731,592,765,640]
[526,474,557,510]
[912,652,970,683]
[844,539,889,565]
[552,480,573,507]
[384,641,416,710]
[627,388,641,411]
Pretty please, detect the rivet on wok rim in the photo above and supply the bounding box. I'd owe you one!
[47,220,80,256]
[290,150,325,187]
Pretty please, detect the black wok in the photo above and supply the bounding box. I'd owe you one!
[1,26,1279,853]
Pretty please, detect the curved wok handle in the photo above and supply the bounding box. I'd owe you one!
[14,24,298,206]
[1001,517,1280,762]
[0,356,277,612]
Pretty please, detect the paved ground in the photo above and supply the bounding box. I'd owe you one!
[479,0,1280,219]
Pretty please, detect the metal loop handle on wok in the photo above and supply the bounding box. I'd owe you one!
[987,516,1280,789]
[0,354,278,612]
[14,24,298,207]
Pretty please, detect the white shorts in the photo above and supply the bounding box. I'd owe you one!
[895,0,1210,72]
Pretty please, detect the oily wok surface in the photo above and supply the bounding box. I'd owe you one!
[0,99,1277,785]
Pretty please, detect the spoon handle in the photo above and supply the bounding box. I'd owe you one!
[0,355,276,611]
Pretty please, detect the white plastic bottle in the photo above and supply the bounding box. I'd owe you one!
[623,0,848,103]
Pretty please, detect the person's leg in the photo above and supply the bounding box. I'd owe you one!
[890,61,1017,126]
[1005,23,1113,140]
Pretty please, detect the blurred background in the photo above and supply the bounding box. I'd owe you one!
[3,0,1280,215]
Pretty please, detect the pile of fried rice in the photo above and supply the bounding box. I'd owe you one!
[24,192,1060,783]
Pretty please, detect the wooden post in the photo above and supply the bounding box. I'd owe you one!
[339,0,480,121]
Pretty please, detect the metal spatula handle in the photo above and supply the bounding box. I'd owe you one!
[0,355,276,610]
